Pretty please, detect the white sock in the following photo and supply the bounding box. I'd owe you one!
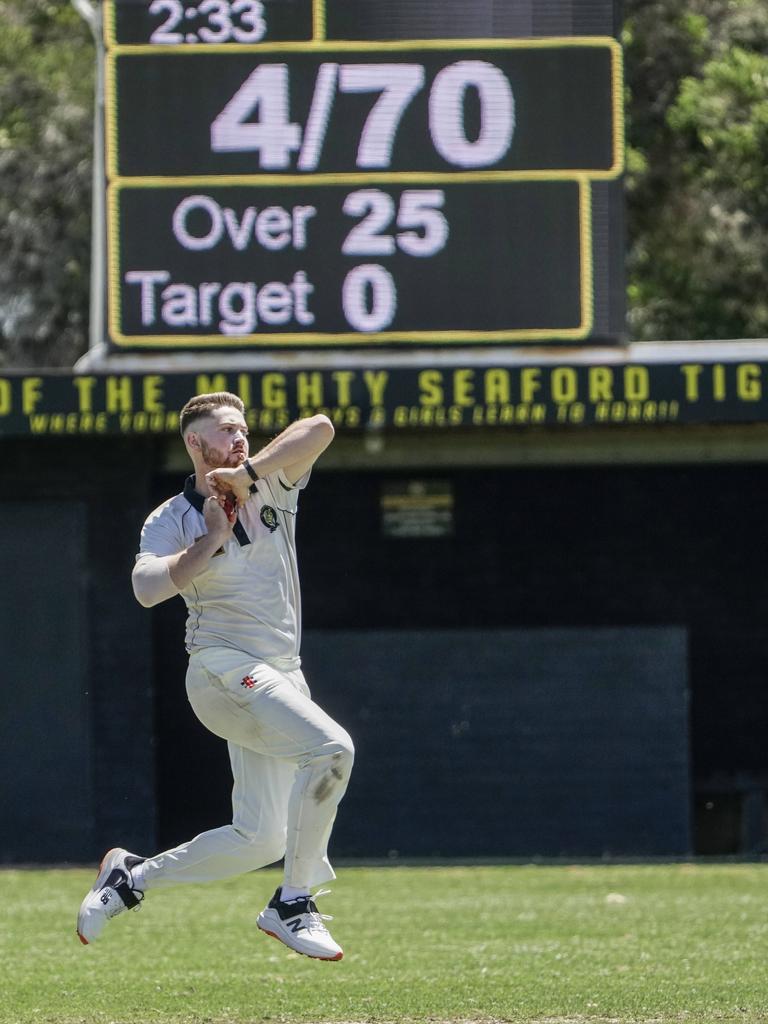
[280,884,310,902]
[130,862,148,891]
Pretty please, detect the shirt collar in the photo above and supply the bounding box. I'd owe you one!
[183,474,251,547]
[183,475,205,513]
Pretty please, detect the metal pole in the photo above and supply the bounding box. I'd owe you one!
[71,0,106,367]
[70,0,96,28]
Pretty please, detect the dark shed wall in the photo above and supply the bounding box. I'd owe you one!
[0,502,92,860]
[297,465,768,796]
[1,449,766,862]
[0,439,158,862]
[302,627,690,858]
[151,462,768,858]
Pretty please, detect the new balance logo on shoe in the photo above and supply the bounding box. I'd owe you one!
[256,887,343,961]
[99,892,110,905]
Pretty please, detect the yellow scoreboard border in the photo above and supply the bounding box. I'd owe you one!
[101,8,622,348]
[103,37,624,183]
[106,175,594,348]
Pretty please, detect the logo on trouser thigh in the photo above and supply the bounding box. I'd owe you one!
[241,675,256,689]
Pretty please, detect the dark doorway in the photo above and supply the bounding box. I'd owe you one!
[0,501,94,861]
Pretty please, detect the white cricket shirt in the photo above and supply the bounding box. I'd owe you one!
[133,469,308,668]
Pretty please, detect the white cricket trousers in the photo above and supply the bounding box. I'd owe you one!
[140,647,354,891]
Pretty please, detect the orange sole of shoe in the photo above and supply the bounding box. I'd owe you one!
[258,924,343,961]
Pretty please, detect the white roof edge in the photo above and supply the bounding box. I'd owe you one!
[73,339,768,374]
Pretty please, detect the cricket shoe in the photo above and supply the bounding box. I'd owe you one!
[257,888,343,961]
[76,847,145,945]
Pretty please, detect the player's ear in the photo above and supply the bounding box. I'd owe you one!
[186,431,200,450]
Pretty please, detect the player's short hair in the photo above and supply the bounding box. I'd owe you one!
[179,392,245,437]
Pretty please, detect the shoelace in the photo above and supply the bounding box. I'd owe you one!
[305,888,334,933]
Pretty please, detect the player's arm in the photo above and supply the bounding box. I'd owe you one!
[132,496,235,607]
[206,414,334,504]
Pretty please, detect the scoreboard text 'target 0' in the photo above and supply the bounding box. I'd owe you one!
[102,0,625,350]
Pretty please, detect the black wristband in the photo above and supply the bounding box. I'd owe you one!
[243,460,259,493]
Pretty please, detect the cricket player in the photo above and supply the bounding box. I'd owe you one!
[76,392,354,961]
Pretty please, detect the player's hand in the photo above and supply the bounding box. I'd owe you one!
[203,494,236,541]
[206,465,251,506]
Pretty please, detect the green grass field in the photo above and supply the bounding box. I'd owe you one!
[2,863,767,1024]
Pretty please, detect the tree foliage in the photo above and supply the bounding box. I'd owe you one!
[624,0,768,340]
[0,0,93,367]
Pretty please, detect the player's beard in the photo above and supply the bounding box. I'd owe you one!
[199,438,245,470]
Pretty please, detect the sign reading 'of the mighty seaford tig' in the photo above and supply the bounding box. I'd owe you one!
[103,0,624,350]
[2,361,767,436]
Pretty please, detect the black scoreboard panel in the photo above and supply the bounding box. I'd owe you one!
[105,1,621,45]
[324,1,621,40]
[113,180,586,342]
[103,0,624,350]
[109,47,617,178]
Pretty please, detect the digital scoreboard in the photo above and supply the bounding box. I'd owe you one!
[102,0,625,350]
